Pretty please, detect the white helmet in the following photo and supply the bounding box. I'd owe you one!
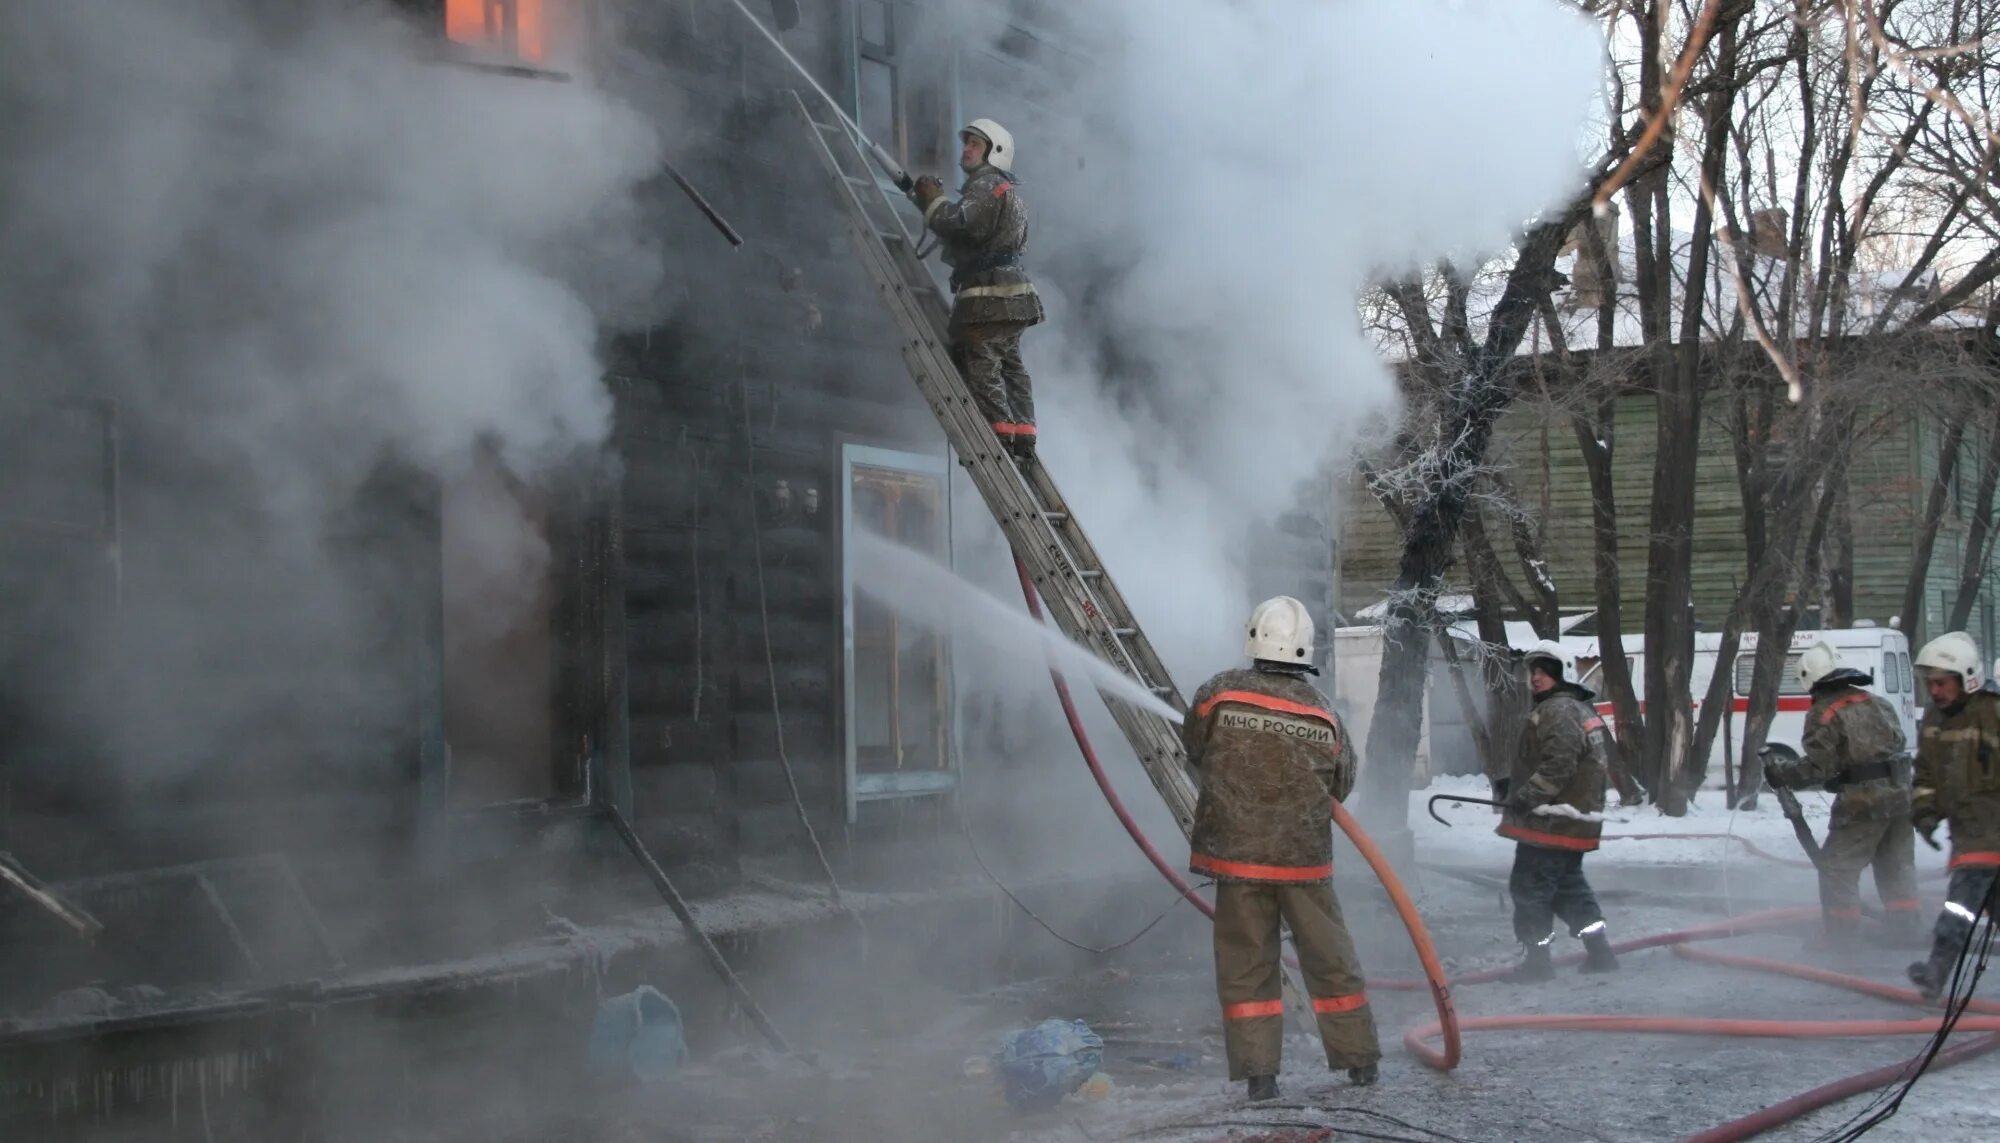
[961,118,1015,173]
[1915,631,1985,691]
[1246,596,1314,665]
[1524,639,1567,678]
[1797,641,1841,690]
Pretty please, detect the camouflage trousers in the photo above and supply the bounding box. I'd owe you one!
[1816,813,1920,935]
[1212,881,1380,1080]
[1921,866,1999,976]
[949,320,1035,443]
[1508,844,1606,946]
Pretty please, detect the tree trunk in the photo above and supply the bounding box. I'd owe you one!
[1896,417,1963,647]
[1946,398,2000,632]
[1638,4,1743,815]
[1360,215,1589,832]
[1570,396,1645,802]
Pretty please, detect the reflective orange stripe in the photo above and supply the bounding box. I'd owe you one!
[1191,853,1333,881]
[1819,692,1871,725]
[990,422,1036,437]
[1223,999,1285,1020]
[1884,899,1922,911]
[1826,906,1863,920]
[1196,690,1335,725]
[1583,716,1607,732]
[1951,851,2000,869]
[1312,993,1369,1015]
[1498,822,1600,852]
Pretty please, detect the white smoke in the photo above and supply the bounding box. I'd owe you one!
[0,1,667,777]
[924,0,1605,852]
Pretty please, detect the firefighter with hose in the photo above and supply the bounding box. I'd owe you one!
[1908,631,2000,1000]
[1183,596,1380,1100]
[910,119,1045,461]
[1497,641,1620,981]
[1760,642,1921,947]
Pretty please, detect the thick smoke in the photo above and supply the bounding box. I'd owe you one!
[922,0,1605,853]
[0,1,666,788]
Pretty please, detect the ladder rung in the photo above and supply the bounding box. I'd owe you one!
[1151,685,1173,695]
[1110,628,1137,638]
[1079,569,1103,580]
[1042,512,1068,523]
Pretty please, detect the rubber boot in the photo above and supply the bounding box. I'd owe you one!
[1580,932,1620,974]
[1347,1063,1379,1087]
[1246,1075,1279,1102]
[1009,434,1037,463]
[1908,956,1952,1003]
[1504,944,1555,983]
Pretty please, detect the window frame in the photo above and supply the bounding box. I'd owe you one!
[839,443,958,823]
[851,1,905,168]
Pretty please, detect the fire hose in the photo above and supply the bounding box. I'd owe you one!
[1010,559,1993,1137]
[1009,557,1463,1071]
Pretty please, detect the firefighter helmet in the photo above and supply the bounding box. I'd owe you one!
[1915,631,1985,691]
[1797,641,1841,690]
[1524,639,1567,679]
[961,118,1015,173]
[1246,596,1313,665]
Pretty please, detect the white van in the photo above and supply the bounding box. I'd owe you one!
[1570,625,1917,784]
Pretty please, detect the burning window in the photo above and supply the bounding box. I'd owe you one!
[445,0,570,64]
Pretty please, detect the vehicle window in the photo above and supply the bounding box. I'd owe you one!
[1735,652,1807,696]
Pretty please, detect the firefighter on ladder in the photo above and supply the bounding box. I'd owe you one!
[1760,641,1921,947]
[1183,596,1380,1101]
[1498,641,1620,981]
[910,119,1044,461]
[1908,631,2000,1000]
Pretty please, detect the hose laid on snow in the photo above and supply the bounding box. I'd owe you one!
[1008,556,1462,1071]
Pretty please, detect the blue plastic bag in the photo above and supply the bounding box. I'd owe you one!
[992,1019,1104,1111]
[587,985,688,1083]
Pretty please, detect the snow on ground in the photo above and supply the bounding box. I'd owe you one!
[1412,772,1953,878]
[371,776,1991,1143]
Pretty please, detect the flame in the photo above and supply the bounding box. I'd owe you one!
[444,0,547,62]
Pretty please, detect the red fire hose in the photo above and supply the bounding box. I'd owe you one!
[1010,557,1462,1071]
[1008,557,1987,1138]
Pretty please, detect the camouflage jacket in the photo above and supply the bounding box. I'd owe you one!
[923,164,1045,328]
[1789,682,1910,825]
[1183,667,1351,884]
[1912,690,2000,870]
[1499,683,1610,852]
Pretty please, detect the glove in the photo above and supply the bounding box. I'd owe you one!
[912,174,944,208]
[1915,816,1941,850]
[1491,778,1512,804]
[1505,788,1538,816]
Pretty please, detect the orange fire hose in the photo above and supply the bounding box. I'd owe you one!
[1010,557,1462,1071]
[1331,801,1461,1069]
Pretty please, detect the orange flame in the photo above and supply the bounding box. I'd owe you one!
[444,0,547,63]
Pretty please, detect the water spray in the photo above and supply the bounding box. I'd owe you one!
[847,529,1183,726]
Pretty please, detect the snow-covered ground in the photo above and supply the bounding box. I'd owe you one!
[1412,772,1954,878]
[365,777,1991,1143]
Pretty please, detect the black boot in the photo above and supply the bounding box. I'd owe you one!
[1009,435,1037,463]
[1246,1074,1279,1102]
[1908,957,1950,1002]
[1504,944,1555,983]
[1580,932,1620,974]
[1347,1063,1379,1087]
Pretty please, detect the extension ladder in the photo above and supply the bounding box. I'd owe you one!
[789,93,1200,833]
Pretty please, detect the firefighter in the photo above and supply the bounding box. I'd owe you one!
[1498,641,1618,981]
[1761,642,1920,945]
[1908,631,2000,1000]
[1183,596,1379,1101]
[910,119,1045,461]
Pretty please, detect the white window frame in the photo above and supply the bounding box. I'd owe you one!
[840,444,959,822]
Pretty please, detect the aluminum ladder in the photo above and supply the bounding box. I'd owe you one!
[789,93,1201,834]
